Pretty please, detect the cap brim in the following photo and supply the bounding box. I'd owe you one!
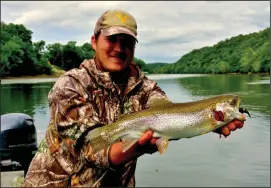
[101,26,138,42]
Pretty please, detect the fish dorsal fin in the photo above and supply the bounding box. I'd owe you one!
[149,97,172,108]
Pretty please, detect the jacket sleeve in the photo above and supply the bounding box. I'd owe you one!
[46,74,113,174]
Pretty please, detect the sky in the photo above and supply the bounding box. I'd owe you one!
[1,1,270,64]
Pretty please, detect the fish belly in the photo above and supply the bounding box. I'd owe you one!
[149,112,214,139]
[113,110,213,141]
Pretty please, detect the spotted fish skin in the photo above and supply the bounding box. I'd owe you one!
[86,94,246,154]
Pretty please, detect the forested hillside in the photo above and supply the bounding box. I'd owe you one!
[0,22,147,78]
[1,21,269,77]
[146,27,270,74]
[1,22,52,77]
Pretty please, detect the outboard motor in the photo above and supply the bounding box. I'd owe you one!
[1,113,38,176]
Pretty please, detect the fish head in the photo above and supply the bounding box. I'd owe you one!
[212,95,246,128]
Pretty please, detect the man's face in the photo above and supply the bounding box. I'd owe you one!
[91,32,136,72]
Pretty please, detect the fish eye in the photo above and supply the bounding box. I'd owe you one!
[230,99,236,105]
[229,97,239,106]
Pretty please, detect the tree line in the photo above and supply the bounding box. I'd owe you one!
[144,27,270,74]
[1,22,52,77]
[1,22,269,78]
[0,22,148,78]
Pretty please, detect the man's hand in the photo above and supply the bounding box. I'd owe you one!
[137,131,158,154]
[213,119,244,137]
[109,131,158,167]
[109,120,245,167]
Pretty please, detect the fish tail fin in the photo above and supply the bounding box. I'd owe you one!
[85,127,111,154]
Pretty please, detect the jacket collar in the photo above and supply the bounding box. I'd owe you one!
[79,58,145,95]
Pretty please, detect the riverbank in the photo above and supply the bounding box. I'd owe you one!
[1,73,62,80]
[1,72,269,81]
[1,73,63,85]
[1,69,269,86]
[1,64,66,80]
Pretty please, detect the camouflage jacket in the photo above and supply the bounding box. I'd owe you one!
[22,58,168,187]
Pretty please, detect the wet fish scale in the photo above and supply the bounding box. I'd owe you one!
[86,94,247,154]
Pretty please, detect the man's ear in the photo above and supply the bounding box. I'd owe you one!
[91,35,97,51]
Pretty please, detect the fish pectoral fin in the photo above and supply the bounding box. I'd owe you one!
[122,138,139,153]
[84,127,110,154]
[156,137,169,155]
[86,134,110,154]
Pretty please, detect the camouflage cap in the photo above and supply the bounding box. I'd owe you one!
[94,9,138,42]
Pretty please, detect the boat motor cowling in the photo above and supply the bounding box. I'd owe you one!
[1,113,38,176]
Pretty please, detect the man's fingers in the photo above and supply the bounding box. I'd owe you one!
[227,122,237,131]
[137,133,158,155]
[221,126,230,137]
[150,138,158,145]
[145,138,158,154]
[138,131,153,145]
[234,120,244,129]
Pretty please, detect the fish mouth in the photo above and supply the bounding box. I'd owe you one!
[239,107,251,117]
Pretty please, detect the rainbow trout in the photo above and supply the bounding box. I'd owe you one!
[86,94,250,154]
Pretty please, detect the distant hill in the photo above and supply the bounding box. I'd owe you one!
[1,21,269,77]
[145,63,168,74]
[146,27,270,74]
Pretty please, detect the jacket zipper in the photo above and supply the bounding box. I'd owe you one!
[118,80,143,115]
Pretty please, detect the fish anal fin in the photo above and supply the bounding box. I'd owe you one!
[122,138,138,153]
[156,137,169,154]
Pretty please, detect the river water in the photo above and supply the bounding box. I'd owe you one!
[1,74,270,187]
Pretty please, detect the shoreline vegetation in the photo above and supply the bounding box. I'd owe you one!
[1,72,269,81]
[1,65,65,80]
[1,22,270,79]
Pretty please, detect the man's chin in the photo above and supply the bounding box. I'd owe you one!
[112,61,128,70]
[109,66,126,72]
[111,57,124,64]
[104,63,125,72]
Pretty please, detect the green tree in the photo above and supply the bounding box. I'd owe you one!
[33,40,46,60]
[146,27,270,74]
[0,38,24,76]
[257,42,270,72]
[80,42,95,59]
[133,57,149,72]
[46,43,64,67]
[217,60,230,73]
[1,22,51,77]
[61,41,84,70]
[239,48,256,73]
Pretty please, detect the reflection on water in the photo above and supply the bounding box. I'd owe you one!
[139,74,270,187]
[1,83,54,141]
[1,83,54,116]
[1,74,270,187]
[175,74,270,115]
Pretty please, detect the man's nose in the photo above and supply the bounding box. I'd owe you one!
[114,39,125,51]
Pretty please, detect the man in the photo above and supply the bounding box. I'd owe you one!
[22,9,244,187]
